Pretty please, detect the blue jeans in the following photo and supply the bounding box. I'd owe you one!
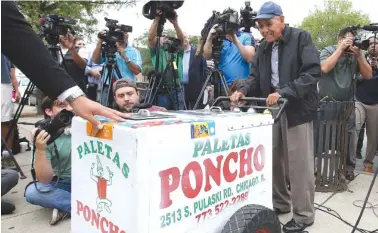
[100,85,111,106]
[25,180,71,213]
[157,88,185,110]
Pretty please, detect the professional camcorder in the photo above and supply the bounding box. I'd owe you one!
[99,17,132,61]
[142,0,184,20]
[34,109,74,145]
[213,8,240,36]
[239,1,257,33]
[39,14,77,45]
[196,8,239,62]
[162,37,181,53]
[98,17,133,44]
[344,25,374,51]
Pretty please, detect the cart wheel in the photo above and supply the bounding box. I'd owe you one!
[221,204,281,233]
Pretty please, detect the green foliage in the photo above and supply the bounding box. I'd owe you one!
[299,0,371,49]
[137,47,154,76]
[16,1,136,42]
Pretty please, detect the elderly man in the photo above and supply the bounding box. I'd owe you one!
[230,2,320,232]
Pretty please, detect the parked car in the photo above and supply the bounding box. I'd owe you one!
[18,77,37,106]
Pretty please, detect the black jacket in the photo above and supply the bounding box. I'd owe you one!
[63,49,87,91]
[184,45,206,102]
[238,27,321,128]
[1,1,76,99]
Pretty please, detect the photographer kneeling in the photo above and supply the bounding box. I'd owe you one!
[25,98,72,225]
[113,78,166,113]
[203,9,256,87]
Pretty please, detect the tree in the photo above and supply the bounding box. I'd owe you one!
[299,0,371,49]
[15,1,137,113]
[16,1,137,42]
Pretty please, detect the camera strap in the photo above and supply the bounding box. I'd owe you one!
[30,140,71,194]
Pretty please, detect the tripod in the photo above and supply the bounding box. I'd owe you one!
[144,52,187,110]
[2,45,66,179]
[193,60,229,110]
[99,49,122,108]
[143,13,186,110]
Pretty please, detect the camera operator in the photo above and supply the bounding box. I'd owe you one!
[230,2,320,232]
[59,33,89,92]
[25,97,72,225]
[92,27,142,104]
[202,11,256,86]
[318,27,372,181]
[355,35,378,173]
[2,1,129,130]
[147,9,186,110]
[113,78,166,113]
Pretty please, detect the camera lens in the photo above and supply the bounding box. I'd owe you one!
[59,113,71,125]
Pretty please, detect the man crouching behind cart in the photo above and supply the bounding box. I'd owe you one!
[112,78,166,112]
[230,2,320,233]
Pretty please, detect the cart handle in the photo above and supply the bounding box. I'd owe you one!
[212,96,288,123]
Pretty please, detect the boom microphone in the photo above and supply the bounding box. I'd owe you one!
[362,25,378,31]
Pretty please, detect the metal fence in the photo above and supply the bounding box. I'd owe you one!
[314,101,354,192]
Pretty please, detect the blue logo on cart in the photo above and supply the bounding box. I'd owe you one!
[191,121,215,139]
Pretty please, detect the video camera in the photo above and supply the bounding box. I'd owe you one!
[99,17,133,45]
[99,17,132,61]
[162,37,181,53]
[197,8,239,62]
[142,1,184,20]
[239,1,257,33]
[344,25,373,51]
[39,14,77,45]
[34,109,74,145]
[212,8,240,36]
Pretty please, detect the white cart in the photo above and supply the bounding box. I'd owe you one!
[71,97,287,233]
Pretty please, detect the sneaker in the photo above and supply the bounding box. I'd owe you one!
[1,201,15,215]
[2,150,10,158]
[356,151,363,159]
[50,208,70,225]
[346,171,355,181]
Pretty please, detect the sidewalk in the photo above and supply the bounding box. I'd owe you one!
[1,113,378,233]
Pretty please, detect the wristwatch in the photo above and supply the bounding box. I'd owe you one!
[65,88,85,104]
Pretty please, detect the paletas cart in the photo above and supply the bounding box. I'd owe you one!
[71,97,287,233]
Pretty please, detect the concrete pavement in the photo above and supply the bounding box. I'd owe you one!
[1,112,378,233]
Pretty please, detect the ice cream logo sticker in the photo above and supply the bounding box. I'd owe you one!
[75,141,130,233]
[91,155,114,213]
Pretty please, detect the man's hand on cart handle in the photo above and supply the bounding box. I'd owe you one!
[230,91,245,104]
[266,92,281,106]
